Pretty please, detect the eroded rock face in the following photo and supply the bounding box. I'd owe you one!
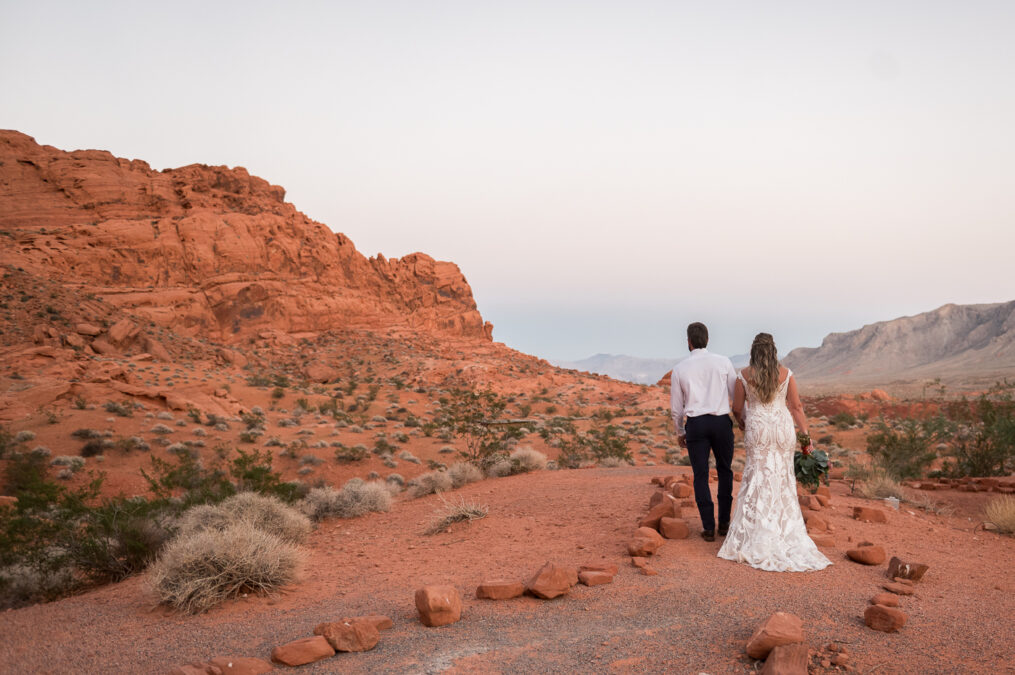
[0,131,490,343]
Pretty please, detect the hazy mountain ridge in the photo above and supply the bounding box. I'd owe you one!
[555,352,749,384]
[783,300,1015,388]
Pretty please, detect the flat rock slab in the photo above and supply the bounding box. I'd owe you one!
[761,642,809,675]
[865,604,907,632]
[746,612,805,660]
[578,570,613,586]
[846,546,886,565]
[883,582,915,596]
[853,506,888,523]
[526,562,576,599]
[476,580,525,600]
[271,636,334,666]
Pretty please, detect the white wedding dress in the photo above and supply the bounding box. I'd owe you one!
[717,370,832,572]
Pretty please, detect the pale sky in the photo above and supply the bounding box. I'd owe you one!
[2,1,1014,361]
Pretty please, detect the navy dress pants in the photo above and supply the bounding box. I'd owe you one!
[685,414,735,532]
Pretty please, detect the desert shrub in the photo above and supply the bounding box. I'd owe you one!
[148,522,301,614]
[855,466,906,500]
[151,424,173,435]
[431,389,523,465]
[177,492,310,544]
[830,412,856,429]
[408,470,453,498]
[984,495,1015,534]
[865,417,947,480]
[508,447,547,474]
[386,473,405,488]
[334,444,368,463]
[398,449,421,464]
[598,456,629,468]
[485,459,513,478]
[300,480,392,520]
[0,563,78,610]
[940,389,1015,477]
[71,428,100,440]
[447,461,483,488]
[424,494,488,534]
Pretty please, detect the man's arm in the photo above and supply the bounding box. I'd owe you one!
[670,368,686,445]
[725,358,737,402]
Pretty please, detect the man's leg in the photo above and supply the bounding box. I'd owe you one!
[684,416,715,532]
[712,415,736,528]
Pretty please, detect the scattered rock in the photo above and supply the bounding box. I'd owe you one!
[639,494,679,529]
[314,619,380,652]
[745,612,805,660]
[804,514,828,533]
[809,533,835,547]
[352,614,393,631]
[869,593,900,607]
[640,565,658,576]
[760,642,809,675]
[864,604,907,632]
[853,506,888,523]
[526,562,576,600]
[887,556,929,582]
[630,556,649,569]
[476,580,525,600]
[579,563,619,576]
[671,483,693,498]
[627,526,665,556]
[846,546,886,565]
[270,636,335,666]
[75,323,102,336]
[659,517,689,540]
[415,585,463,626]
[831,652,850,667]
[813,494,831,507]
[207,656,273,675]
[578,570,613,586]
[883,582,915,596]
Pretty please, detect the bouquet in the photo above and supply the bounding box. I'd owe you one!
[794,432,829,493]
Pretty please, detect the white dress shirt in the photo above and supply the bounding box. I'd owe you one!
[670,348,737,436]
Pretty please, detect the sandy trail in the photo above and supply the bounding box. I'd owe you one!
[1,466,1012,674]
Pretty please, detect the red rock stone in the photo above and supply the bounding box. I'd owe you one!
[846,546,886,565]
[809,533,835,547]
[579,563,619,576]
[831,652,850,667]
[671,483,693,498]
[270,636,334,666]
[887,556,929,582]
[813,494,831,507]
[647,490,665,509]
[207,656,273,675]
[167,664,216,675]
[659,517,690,540]
[798,495,821,511]
[882,582,915,596]
[476,580,525,600]
[640,565,658,576]
[745,612,805,660]
[639,494,678,529]
[869,593,900,607]
[415,585,463,626]
[733,471,743,482]
[804,514,828,533]
[525,562,575,599]
[815,485,831,499]
[864,604,907,632]
[578,570,613,586]
[627,526,665,556]
[630,556,648,568]
[761,643,809,674]
[314,619,380,652]
[853,506,888,523]
[75,323,102,336]
[353,614,393,631]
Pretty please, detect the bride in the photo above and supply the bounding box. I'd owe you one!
[717,333,831,572]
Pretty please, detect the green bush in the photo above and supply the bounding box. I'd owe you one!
[940,388,1015,477]
[865,417,947,480]
[830,412,856,429]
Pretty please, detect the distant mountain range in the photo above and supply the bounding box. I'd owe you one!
[783,300,1015,391]
[553,352,749,385]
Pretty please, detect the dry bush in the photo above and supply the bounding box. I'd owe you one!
[300,480,392,520]
[0,564,78,610]
[424,494,488,534]
[904,491,956,517]
[985,495,1015,533]
[854,466,906,500]
[148,522,301,614]
[509,447,547,473]
[484,459,513,478]
[447,461,483,488]
[408,470,453,498]
[176,492,311,544]
[598,456,629,468]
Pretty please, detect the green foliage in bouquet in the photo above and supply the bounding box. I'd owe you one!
[794,432,829,493]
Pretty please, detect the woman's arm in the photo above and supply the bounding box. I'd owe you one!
[786,374,808,436]
[732,378,746,431]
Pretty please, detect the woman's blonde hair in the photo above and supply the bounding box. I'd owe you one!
[749,333,780,403]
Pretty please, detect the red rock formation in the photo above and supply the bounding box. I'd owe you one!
[0,130,491,342]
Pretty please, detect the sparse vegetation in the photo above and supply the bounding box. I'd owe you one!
[300,480,392,520]
[408,470,454,498]
[424,494,488,534]
[984,495,1015,534]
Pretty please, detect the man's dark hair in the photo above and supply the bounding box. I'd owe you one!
[687,322,708,349]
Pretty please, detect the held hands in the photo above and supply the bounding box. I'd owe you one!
[677,434,687,449]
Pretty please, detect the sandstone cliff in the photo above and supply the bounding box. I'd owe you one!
[784,301,1015,388]
[0,130,492,342]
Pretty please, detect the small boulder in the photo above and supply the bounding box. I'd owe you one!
[798,495,821,511]
[864,604,907,632]
[745,612,805,660]
[578,570,613,586]
[846,546,886,565]
[809,533,835,548]
[882,582,915,596]
[640,565,658,576]
[579,563,619,576]
[804,514,828,533]
[813,494,831,507]
[75,323,102,336]
[671,483,693,498]
[476,580,525,600]
[887,556,929,582]
[207,656,273,675]
[869,593,900,607]
[627,527,665,556]
[526,562,575,600]
[415,585,463,626]
[270,636,335,666]
[659,517,689,540]
[630,556,649,568]
[313,619,380,652]
[639,494,678,529]
[353,614,393,631]
[761,643,809,675]
[853,506,888,523]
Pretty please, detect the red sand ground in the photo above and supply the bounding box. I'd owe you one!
[1,465,1012,674]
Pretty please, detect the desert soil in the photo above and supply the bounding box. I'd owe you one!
[1,465,1012,674]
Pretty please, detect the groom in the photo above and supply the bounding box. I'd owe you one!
[670,322,737,542]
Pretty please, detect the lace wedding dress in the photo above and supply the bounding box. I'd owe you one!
[717,370,832,572]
